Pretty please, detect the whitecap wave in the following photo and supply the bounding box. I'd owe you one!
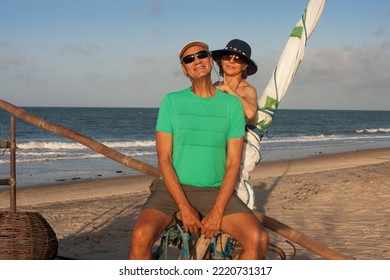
[356,128,390,134]
[16,140,156,150]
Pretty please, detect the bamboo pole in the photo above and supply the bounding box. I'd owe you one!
[0,99,350,259]
[253,211,350,259]
[0,100,160,178]
[10,116,17,212]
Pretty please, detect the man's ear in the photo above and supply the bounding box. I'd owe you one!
[181,64,188,77]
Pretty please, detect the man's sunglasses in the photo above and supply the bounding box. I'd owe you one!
[182,50,210,64]
[222,54,246,65]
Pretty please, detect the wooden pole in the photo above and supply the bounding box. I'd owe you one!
[0,99,350,259]
[253,210,350,259]
[10,116,17,212]
[0,100,160,178]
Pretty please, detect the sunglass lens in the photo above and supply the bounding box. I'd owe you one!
[182,55,194,64]
[182,51,209,64]
[222,54,245,64]
[196,51,209,59]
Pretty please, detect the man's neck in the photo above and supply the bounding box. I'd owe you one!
[190,78,215,98]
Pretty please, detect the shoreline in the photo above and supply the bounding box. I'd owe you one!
[1,147,389,207]
[1,147,389,260]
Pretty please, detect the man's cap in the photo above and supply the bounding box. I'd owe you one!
[179,41,209,60]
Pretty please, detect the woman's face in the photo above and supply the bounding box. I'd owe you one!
[221,53,248,77]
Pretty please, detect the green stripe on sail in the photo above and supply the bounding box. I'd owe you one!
[264,96,277,110]
[290,26,303,39]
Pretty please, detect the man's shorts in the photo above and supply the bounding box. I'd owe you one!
[143,179,252,218]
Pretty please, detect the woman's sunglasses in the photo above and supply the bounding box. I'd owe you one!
[222,54,246,65]
[182,50,210,64]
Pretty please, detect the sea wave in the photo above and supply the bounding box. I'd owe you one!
[16,140,156,150]
[1,140,157,165]
[8,134,390,153]
[356,128,390,134]
[265,133,390,144]
[3,132,389,165]
[0,150,156,164]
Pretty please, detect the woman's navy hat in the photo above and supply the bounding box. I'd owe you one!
[211,39,258,76]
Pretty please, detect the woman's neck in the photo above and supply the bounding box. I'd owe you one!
[224,74,242,90]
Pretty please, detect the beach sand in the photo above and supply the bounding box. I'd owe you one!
[1,148,389,260]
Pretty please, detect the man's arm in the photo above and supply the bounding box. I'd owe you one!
[156,131,203,234]
[201,136,244,238]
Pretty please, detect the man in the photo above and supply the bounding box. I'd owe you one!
[128,41,268,260]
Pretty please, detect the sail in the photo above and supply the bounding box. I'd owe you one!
[252,0,327,137]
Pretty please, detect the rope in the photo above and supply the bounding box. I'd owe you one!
[302,14,308,45]
[153,222,199,260]
[211,233,234,260]
[243,180,255,207]
[176,224,190,260]
[245,129,262,164]
[154,223,238,260]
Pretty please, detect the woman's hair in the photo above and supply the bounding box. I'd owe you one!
[215,59,248,79]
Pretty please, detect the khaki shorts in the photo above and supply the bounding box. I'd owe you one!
[143,179,252,218]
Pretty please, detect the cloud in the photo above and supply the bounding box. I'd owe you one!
[60,44,101,57]
[151,27,161,37]
[84,71,124,88]
[279,42,390,110]
[372,26,387,38]
[297,42,390,93]
[0,40,14,49]
[147,0,164,16]
[0,39,28,72]
[0,52,28,72]
[132,55,158,65]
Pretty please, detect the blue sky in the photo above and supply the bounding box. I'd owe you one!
[1,0,389,110]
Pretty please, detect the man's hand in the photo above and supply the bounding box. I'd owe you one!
[179,205,203,234]
[201,207,223,239]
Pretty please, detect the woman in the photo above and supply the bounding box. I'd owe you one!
[212,39,261,210]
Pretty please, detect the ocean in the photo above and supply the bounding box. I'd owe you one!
[0,107,389,188]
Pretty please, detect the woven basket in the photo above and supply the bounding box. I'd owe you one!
[0,211,58,260]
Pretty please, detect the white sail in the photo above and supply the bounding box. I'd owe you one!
[252,0,327,137]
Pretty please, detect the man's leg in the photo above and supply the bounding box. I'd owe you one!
[128,208,172,260]
[221,212,269,260]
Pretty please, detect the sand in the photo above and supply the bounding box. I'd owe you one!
[0,148,389,260]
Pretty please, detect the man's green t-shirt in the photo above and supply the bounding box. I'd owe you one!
[156,87,245,187]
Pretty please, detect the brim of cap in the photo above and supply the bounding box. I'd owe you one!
[179,41,209,59]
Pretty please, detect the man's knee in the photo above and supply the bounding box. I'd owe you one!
[131,226,147,246]
[257,228,269,247]
[242,227,269,249]
[129,223,157,260]
[131,222,156,248]
[130,209,172,247]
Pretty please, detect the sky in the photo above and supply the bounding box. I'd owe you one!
[1,0,389,110]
